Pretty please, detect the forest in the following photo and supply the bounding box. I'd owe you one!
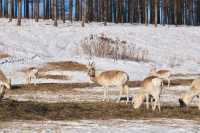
[0,0,199,26]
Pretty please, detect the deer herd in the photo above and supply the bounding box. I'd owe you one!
[0,61,200,112]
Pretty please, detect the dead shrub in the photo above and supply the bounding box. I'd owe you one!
[80,34,149,62]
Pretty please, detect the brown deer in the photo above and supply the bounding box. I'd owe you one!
[0,69,11,100]
[25,67,39,85]
[179,78,200,109]
[149,65,171,89]
[87,62,129,103]
[133,76,163,111]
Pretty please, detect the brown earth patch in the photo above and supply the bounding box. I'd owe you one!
[39,61,88,72]
[0,52,10,59]
[0,99,200,121]
[11,83,97,92]
[38,74,70,80]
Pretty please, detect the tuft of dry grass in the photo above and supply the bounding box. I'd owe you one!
[80,34,149,62]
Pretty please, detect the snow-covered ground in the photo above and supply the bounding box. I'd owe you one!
[0,19,200,84]
[1,119,200,133]
[1,19,200,133]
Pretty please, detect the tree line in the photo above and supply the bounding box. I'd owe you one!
[0,0,199,26]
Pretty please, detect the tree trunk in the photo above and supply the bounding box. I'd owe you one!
[82,0,86,27]
[46,0,50,19]
[61,0,65,23]
[5,0,8,17]
[174,0,177,25]
[35,0,39,22]
[25,0,29,18]
[31,0,33,18]
[17,0,21,26]
[75,0,79,21]
[69,0,72,22]
[0,0,2,17]
[104,0,107,26]
[54,0,57,26]
[9,0,14,21]
[154,0,158,27]
[145,0,148,25]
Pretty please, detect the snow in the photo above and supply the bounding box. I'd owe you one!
[0,19,200,132]
[0,119,200,133]
[0,18,200,83]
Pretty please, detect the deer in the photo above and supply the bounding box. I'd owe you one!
[25,67,39,85]
[87,62,130,104]
[149,65,171,89]
[133,75,163,111]
[179,78,200,110]
[0,69,11,100]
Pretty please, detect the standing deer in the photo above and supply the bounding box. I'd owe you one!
[149,65,171,89]
[25,67,39,85]
[87,62,129,103]
[179,78,200,110]
[0,69,11,100]
[133,76,163,111]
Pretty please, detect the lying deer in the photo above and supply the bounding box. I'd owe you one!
[133,76,163,111]
[87,62,129,103]
[179,78,200,109]
[149,66,171,89]
[25,67,39,85]
[0,69,11,100]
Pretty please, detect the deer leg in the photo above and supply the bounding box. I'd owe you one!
[106,87,110,102]
[118,86,123,103]
[34,75,37,86]
[168,78,170,89]
[152,98,157,111]
[103,87,106,102]
[198,94,200,110]
[126,86,129,104]
[152,94,160,111]
[146,94,149,110]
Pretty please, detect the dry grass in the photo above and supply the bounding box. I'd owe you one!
[0,99,200,121]
[39,61,87,72]
[11,83,97,92]
[80,34,149,62]
[0,52,10,59]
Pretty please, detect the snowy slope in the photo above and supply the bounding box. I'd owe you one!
[0,18,200,84]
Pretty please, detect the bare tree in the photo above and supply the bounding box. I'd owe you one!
[61,0,65,23]
[103,0,108,25]
[154,0,158,27]
[174,0,177,25]
[145,0,148,25]
[17,0,22,26]
[0,0,2,17]
[82,0,86,27]
[9,0,14,22]
[53,0,57,26]
[69,0,72,22]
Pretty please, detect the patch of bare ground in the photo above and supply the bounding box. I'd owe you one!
[0,99,200,121]
[39,61,88,72]
[11,83,97,92]
[38,74,70,80]
[0,52,10,59]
